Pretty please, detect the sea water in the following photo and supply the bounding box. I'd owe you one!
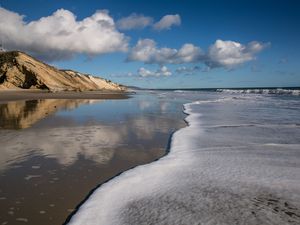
[68,89,300,225]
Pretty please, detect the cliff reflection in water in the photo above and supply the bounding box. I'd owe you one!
[0,99,96,129]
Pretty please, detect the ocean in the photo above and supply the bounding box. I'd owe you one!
[68,89,300,225]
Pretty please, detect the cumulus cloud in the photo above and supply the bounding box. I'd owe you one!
[127,39,203,64]
[128,39,269,70]
[153,14,181,30]
[138,66,172,77]
[0,7,128,61]
[175,66,201,75]
[116,13,153,30]
[206,40,270,68]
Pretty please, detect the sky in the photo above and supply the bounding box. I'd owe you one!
[0,0,299,88]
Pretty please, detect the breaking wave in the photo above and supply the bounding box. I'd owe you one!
[216,88,300,95]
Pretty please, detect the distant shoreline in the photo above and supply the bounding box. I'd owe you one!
[0,89,131,102]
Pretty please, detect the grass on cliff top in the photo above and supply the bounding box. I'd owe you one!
[0,51,19,66]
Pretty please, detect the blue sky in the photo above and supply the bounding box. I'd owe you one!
[0,0,299,88]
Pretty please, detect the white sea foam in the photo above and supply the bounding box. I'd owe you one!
[193,97,234,104]
[68,93,300,225]
[173,90,184,93]
[217,88,300,95]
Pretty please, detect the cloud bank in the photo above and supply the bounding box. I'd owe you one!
[0,6,268,71]
[128,39,269,69]
[0,7,128,61]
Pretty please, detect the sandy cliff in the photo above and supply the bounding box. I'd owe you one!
[0,51,126,92]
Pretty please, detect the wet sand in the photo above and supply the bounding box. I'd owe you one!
[0,90,130,103]
[0,94,186,225]
[0,143,169,225]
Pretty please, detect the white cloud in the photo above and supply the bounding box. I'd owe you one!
[128,39,269,70]
[138,68,153,77]
[206,40,269,68]
[153,14,181,30]
[116,13,153,30]
[127,39,203,64]
[158,66,172,76]
[138,66,172,77]
[0,7,128,61]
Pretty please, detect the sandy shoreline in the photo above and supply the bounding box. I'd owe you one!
[0,90,131,103]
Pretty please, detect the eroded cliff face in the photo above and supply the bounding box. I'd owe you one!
[0,51,126,92]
